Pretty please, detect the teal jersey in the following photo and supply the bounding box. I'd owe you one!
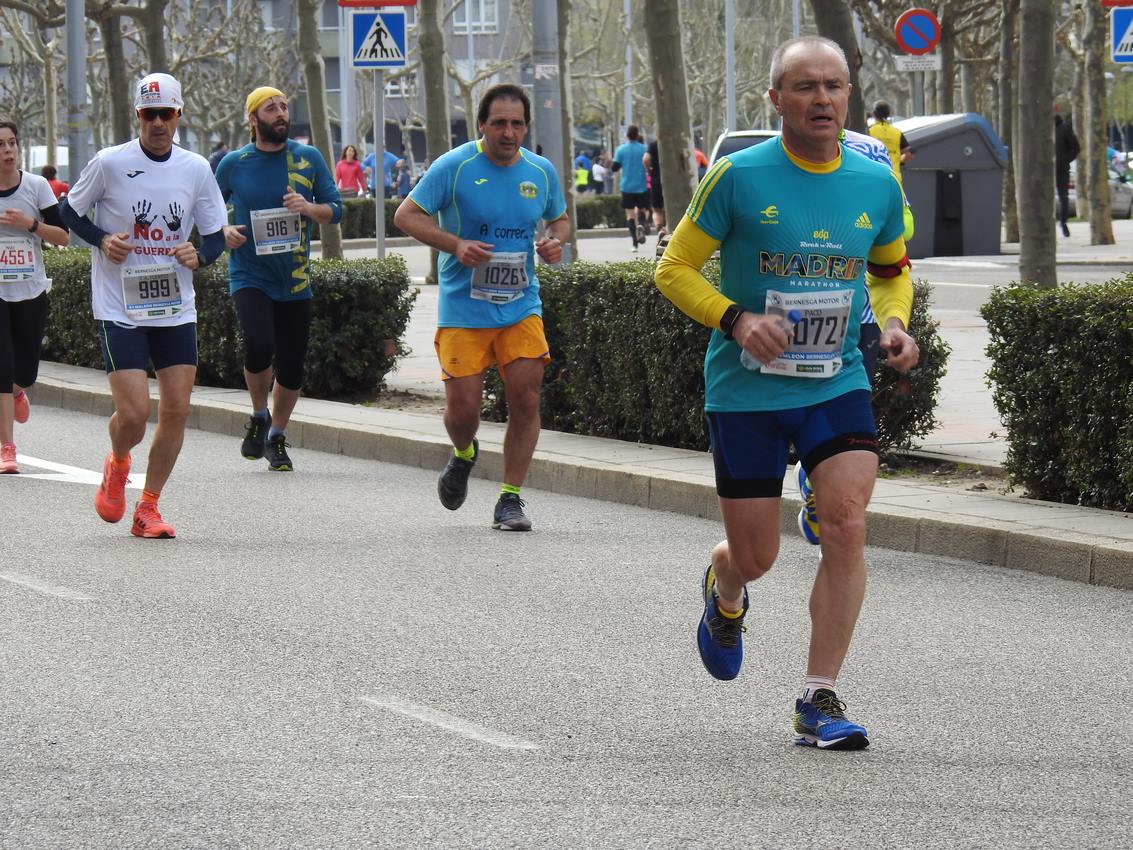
[215,140,342,301]
[613,140,647,193]
[408,141,566,328]
[689,138,904,412]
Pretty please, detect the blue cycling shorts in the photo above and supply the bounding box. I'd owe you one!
[707,389,878,499]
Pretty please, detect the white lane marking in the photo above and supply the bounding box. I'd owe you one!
[360,695,539,750]
[0,572,94,601]
[12,455,144,489]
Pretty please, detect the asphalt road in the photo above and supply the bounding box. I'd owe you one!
[3,407,1131,849]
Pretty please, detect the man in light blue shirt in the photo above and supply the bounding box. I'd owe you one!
[394,83,569,532]
[362,148,401,197]
[612,125,649,250]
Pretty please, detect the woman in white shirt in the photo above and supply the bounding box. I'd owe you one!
[0,121,70,473]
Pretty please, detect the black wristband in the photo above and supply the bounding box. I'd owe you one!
[28,219,39,234]
[195,251,206,269]
[719,304,745,340]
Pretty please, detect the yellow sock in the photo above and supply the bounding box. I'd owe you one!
[717,602,745,619]
[454,442,476,461]
[500,484,521,496]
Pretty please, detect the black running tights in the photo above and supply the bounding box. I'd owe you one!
[232,287,312,391]
[0,292,48,394]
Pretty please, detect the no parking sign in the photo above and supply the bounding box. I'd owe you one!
[894,8,941,56]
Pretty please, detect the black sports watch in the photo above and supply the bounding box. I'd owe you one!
[719,303,746,340]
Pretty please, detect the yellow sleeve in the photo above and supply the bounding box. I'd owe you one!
[866,236,914,329]
[654,214,730,329]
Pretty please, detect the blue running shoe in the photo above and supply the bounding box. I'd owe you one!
[696,564,749,681]
[792,689,869,750]
[796,463,820,545]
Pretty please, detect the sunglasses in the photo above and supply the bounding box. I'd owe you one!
[138,107,178,122]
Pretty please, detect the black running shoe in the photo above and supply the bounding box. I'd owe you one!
[266,433,293,471]
[241,413,271,460]
[492,492,531,531]
[438,438,478,510]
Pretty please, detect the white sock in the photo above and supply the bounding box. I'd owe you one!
[800,675,837,703]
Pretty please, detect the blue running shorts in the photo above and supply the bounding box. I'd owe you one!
[707,389,878,499]
[98,320,198,373]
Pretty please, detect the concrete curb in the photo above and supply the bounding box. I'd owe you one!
[26,370,1133,592]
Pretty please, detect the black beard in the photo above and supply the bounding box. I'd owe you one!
[257,116,290,145]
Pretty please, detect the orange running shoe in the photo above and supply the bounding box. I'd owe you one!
[13,390,29,424]
[0,443,17,474]
[131,501,176,539]
[94,452,131,523]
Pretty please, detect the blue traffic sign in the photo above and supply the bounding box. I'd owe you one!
[1112,9,1133,63]
[350,10,407,69]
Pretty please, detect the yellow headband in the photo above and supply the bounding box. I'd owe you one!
[245,86,285,116]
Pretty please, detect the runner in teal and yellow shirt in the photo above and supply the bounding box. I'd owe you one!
[215,86,341,473]
[655,36,920,752]
[394,83,569,533]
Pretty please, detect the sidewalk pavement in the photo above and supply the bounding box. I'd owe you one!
[25,220,1133,588]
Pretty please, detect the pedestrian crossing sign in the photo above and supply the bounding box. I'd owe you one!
[351,10,407,69]
[1112,8,1133,63]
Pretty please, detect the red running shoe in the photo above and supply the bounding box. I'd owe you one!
[94,453,131,523]
[13,390,29,424]
[131,501,176,539]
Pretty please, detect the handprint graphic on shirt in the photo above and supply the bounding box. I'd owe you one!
[133,199,155,228]
[163,202,183,233]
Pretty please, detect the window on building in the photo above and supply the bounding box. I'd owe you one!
[320,0,338,29]
[258,0,274,30]
[385,72,418,99]
[325,57,341,92]
[453,0,498,35]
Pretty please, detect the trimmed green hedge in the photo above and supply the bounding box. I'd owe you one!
[982,277,1133,511]
[317,197,406,241]
[485,262,950,457]
[42,248,416,400]
[322,195,626,240]
[574,195,626,230]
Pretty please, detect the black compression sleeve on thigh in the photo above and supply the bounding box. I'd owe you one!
[271,298,312,390]
[232,288,276,374]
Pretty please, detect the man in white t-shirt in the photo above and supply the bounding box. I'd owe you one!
[61,72,229,540]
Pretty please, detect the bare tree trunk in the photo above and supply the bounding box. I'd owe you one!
[141,0,169,71]
[1017,0,1056,288]
[938,16,955,113]
[1085,1,1114,245]
[557,0,578,261]
[810,0,867,133]
[959,61,975,113]
[1073,59,1089,217]
[999,0,1019,243]
[643,0,693,228]
[297,0,341,259]
[95,10,132,144]
[418,0,449,285]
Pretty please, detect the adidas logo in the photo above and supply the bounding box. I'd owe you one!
[854,212,873,229]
